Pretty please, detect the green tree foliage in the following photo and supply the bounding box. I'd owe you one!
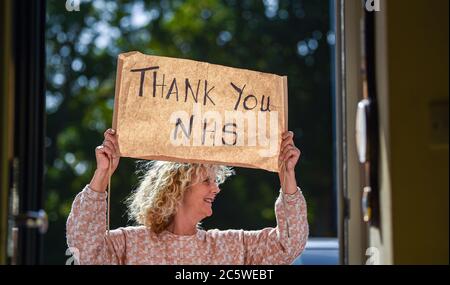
[45,0,334,264]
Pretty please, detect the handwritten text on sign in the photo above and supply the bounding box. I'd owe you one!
[112,52,288,172]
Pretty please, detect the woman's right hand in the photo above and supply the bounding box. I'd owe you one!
[89,128,121,192]
[95,128,121,173]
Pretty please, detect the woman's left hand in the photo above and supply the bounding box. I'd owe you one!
[279,131,301,173]
[278,131,301,194]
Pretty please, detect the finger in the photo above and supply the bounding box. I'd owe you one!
[95,146,109,159]
[281,145,295,161]
[284,144,300,155]
[103,139,116,154]
[105,140,120,158]
[279,144,291,160]
[105,133,120,153]
[284,146,301,162]
[280,144,294,162]
[282,131,294,139]
[282,131,291,138]
[280,136,294,151]
[95,145,105,154]
[279,150,298,169]
[283,148,299,162]
[102,140,117,155]
[102,144,114,159]
[103,134,116,149]
[105,132,118,143]
[280,136,294,152]
[104,128,116,138]
[285,148,301,162]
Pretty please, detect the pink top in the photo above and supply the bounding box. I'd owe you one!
[66,185,309,265]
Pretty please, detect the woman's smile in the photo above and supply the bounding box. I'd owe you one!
[203,197,215,205]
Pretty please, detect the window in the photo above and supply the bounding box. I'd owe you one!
[44,0,336,264]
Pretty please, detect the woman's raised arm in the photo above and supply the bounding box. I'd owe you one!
[66,128,125,264]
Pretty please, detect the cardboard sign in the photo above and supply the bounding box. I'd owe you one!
[112,51,288,172]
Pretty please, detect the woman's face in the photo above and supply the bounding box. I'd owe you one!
[181,168,220,221]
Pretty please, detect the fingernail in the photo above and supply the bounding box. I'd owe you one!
[109,129,115,134]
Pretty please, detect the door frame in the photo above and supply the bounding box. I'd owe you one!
[334,0,348,265]
[0,0,47,265]
[335,0,373,265]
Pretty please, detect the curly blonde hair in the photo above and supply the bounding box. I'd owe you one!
[126,161,234,234]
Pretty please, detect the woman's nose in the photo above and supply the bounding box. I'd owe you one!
[211,183,220,194]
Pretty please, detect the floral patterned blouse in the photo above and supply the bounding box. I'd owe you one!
[66,185,309,265]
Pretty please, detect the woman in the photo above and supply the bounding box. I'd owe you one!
[66,128,308,265]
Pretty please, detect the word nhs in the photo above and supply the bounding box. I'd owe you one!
[170,104,278,157]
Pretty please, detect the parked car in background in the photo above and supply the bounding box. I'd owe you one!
[293,238,339,265]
